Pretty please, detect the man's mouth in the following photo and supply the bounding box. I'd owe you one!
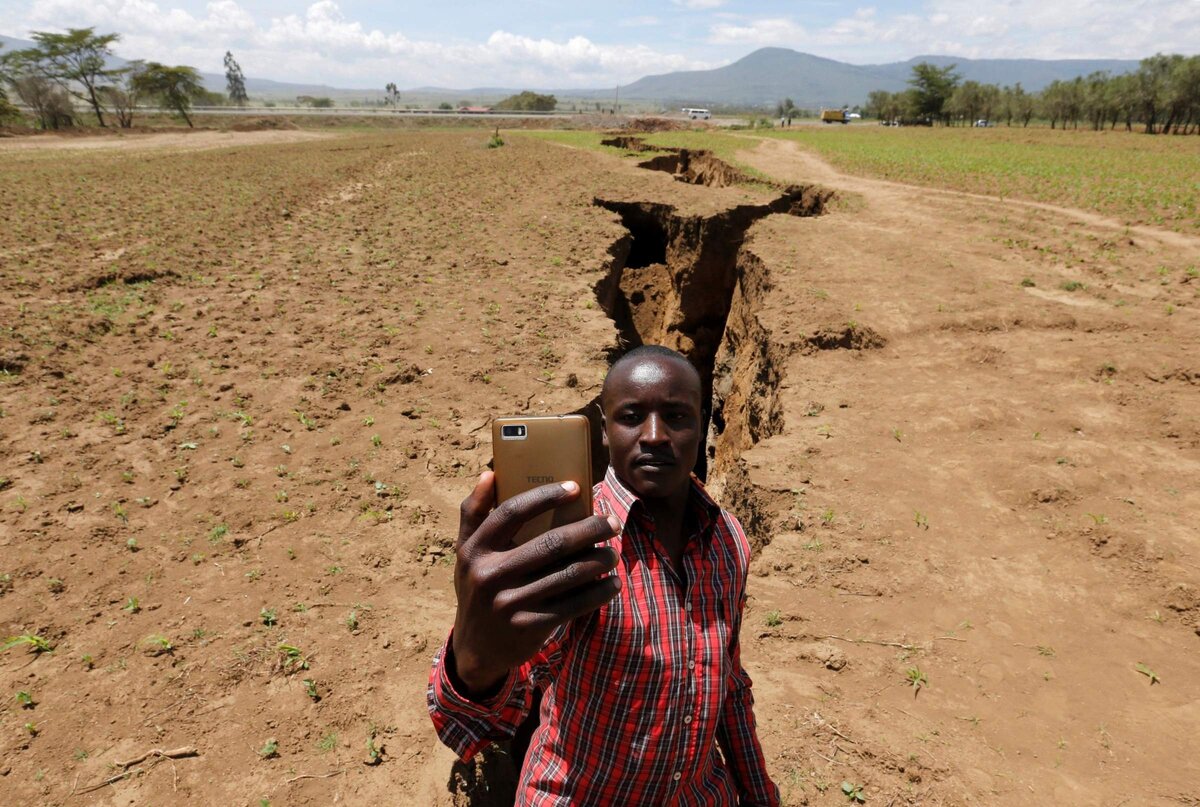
[634,456,675,468]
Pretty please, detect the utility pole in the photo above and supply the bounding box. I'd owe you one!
[615,85,619,114]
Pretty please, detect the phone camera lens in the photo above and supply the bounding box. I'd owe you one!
[501,424,527,438]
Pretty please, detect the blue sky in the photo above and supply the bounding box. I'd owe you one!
[2,1,1197,88]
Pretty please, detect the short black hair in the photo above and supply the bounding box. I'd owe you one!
[600,345,702,408]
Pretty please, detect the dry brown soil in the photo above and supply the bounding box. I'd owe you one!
[0,129,330,153]
[1,128,1197,806]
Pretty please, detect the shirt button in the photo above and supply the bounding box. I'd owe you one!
[683,715,692,724]
[684,600,692,610]
[673,772,682,781]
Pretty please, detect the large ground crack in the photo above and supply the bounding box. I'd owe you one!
[588,185,834,547]
[636,150,753,188]
[601,135,760,188]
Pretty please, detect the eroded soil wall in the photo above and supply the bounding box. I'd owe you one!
[591,185,833,538]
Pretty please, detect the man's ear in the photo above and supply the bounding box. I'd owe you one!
[600,412,608,448]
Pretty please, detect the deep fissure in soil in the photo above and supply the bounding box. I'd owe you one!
[599,136,663,152]
[601,136,761,188]
[636,150,754,188]
[587,185,833,543]
[449,182,835,806]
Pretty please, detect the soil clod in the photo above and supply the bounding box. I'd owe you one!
[806,324,887,351]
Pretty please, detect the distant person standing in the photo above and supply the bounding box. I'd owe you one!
[428,345,780,805]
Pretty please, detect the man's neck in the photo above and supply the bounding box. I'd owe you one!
[637,482,693,578]
[641,484,689,531]
[609,469,691,529]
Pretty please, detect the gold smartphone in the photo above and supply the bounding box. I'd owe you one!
[492,414,594,546]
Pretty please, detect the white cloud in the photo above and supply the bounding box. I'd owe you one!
[708,0,1200,60]
[672,0,727,9]
[709,18,808,46]
[12,0,712,88]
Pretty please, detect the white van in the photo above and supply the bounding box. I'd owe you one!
[682,107,711,120]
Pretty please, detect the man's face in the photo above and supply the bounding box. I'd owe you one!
[602,357,703,500]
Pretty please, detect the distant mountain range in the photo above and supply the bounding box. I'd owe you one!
[1,35,1142,108]
[618,48,1141,108]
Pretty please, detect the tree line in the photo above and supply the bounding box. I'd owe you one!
[0,27,250,130]
[494,91,557,111]
[864,54,1200,133]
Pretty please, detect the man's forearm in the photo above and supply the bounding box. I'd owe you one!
[428,634,529,762]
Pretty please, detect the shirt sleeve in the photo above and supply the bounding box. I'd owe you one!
[426,627,567,762]
[716,521,781,806]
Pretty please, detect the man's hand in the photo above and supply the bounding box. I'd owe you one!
[450,472,622,697]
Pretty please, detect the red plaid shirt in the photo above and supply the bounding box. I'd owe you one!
[428,467,780,806]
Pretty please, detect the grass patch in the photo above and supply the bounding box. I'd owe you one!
[762,126,1199,232]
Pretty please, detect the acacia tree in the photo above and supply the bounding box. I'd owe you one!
[224,51,248,106]
[1161,54,1200,134]
[1084,71,1114,130]
[385,81,400,106]
[908,62,960,124]
[0,45,17,123]
[999,84,1028,126]
[494,91,556,111]
[101,60,145,128]
[13,28,124,126]
[10,74,75,129]
[1175,57,1200,133]
[134,63,204,127]
[1134,54,1173,133]
[863,89,888,120]
[946,80,984,124]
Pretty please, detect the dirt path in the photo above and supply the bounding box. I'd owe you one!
[739,136,1200,253]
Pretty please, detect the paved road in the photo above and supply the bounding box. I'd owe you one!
[189,107,575,120]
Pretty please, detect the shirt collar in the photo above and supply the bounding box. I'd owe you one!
[599,466,721,535]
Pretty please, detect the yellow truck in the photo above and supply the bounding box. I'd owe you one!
[820,108,849,124]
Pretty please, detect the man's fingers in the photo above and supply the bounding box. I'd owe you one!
[503,515,620,577]
[472,481,582,551]
[493,546,620,611]
[458,471,496,547]
[511,575,623,631]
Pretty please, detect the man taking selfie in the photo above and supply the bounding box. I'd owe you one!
[428,345,780,806]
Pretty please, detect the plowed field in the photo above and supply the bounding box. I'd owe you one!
[1,127,1197,806]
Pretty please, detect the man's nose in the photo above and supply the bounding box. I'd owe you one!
[640,414,669,445]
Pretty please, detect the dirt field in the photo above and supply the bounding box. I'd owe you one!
[0,129,330,153]
[1,127,1197,806]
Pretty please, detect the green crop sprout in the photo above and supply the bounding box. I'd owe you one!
[3,634,53,654]
[841,781,866,803]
